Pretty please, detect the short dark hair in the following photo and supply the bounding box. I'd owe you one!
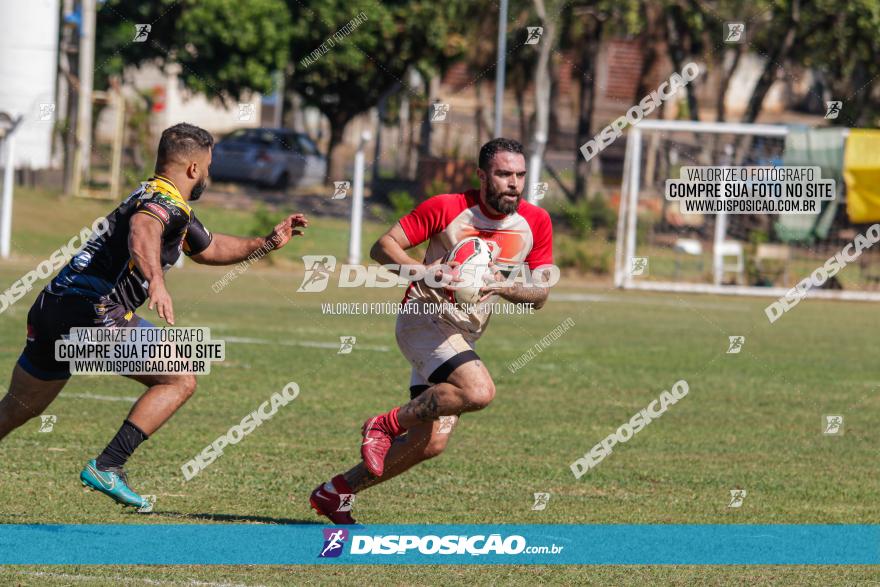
[478,138,525,171]
[156,123,214,171]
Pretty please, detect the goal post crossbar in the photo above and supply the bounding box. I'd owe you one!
[612,119,879,302]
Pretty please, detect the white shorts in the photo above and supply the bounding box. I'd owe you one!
[395,308,480,395]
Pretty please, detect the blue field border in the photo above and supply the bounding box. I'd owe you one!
[0,524,877,565]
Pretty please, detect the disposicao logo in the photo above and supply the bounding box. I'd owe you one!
[319,528,349,558]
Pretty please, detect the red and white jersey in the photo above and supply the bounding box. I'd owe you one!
[398,189,553,337]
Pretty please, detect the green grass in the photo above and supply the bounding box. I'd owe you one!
[4,187,387,265]
[0,189,878,584]
[2,565,880,586]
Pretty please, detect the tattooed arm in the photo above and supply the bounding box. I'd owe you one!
[480,267,551,309]
[495,282,549,309]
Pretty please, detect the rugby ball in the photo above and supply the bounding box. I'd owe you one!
[444,237,495,305]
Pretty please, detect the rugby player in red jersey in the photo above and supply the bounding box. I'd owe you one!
[0,123,308,509]
[310,138,554,523]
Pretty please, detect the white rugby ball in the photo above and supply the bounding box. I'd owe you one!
[444,236,495,305]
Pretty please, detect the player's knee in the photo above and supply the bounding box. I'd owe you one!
[0,404,37,427]
[463,379,495,411]
[0,395,41,428]
[176,375,198,399]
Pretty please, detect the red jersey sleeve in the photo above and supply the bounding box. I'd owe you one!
[397,193,468,246]
[523,206,553,269]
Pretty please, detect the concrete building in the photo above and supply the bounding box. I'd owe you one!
[0,0,60,169]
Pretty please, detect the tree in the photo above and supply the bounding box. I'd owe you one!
[529,0,560,198]
[457,3,510,144]
[77,0,291,184]
[794,0,880,127]
[560,0,641,201]
[95,0,291,100]
[662,0,702,121]
[737,0,801,127]
[286,0,467,180]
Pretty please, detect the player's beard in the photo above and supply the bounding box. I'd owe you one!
[190,176,208,201]
[485,183,521,215]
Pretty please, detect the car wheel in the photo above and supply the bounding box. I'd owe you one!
[273,172,289,191]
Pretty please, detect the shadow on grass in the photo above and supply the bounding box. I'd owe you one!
[146,511,323,525]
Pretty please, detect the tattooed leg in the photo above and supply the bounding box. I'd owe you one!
[396,359,495,430]
[338,359,493,494]
[342,462,379,493]
[410,388,441,422]
[343,419,455,492]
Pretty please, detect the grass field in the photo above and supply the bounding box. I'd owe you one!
[0,190,878,584]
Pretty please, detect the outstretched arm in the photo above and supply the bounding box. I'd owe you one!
[190,213,308,266]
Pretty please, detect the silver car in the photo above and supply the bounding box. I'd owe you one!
[210,128,327,189]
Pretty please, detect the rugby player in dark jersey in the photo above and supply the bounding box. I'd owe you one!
[0,123,308,509]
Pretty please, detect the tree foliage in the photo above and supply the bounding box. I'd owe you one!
[286,0,469,177]
[95,0,291,101]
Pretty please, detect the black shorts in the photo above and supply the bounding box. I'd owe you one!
[17,290,154,381]
[407,351,480,400]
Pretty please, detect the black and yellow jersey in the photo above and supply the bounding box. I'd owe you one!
[46,176,213,313]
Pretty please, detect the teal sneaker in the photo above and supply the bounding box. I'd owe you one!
[80,459,153,511]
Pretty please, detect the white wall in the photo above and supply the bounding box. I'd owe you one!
[96,62,263,142]
[0,0,59,169]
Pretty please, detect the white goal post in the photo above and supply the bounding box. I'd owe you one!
[613,119,880,302]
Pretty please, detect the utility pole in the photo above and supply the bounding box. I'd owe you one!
[60,0,77,195]
[347,131,371,265]
[72,0,96,193]
[493,0,509,138]
[272,70,284,128]
[0,114,23,259]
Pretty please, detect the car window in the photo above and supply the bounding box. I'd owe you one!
[296,134,320,156]
[281,133,303,153]
[219,129,311,153]
[221,129,253,143]
[221,129,266,146]
[253,131,277,148]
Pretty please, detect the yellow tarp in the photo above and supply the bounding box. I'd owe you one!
[845,129,880,223]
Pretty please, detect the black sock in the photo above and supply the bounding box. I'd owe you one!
[95,420,148,470]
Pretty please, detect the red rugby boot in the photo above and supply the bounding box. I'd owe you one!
[309,474,357,525]
[360,407,404,477]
